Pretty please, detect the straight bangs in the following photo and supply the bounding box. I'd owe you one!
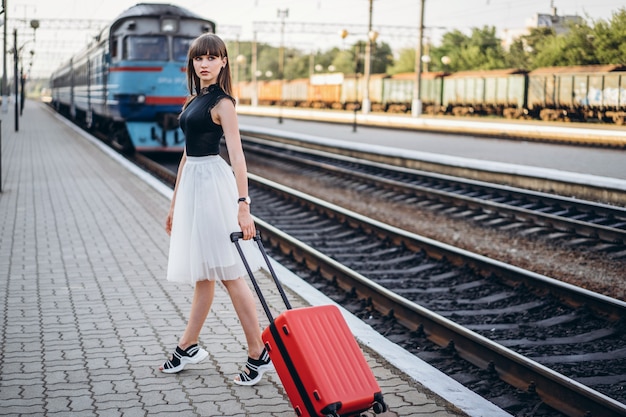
[188,34,227,60]
[184,33,233,101]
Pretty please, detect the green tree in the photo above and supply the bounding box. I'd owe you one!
[430,26,506,71]
[507,9,626,69]
[592,8,626,64]
[331,46,360,74]
[371,41,394,73]
[284,49,310,80]
[226,41,253,82]
[256,45,279,80]
[313,47,341,74]
[387,47,415,74]
[330,41,393,75]
[505,39,530,69]
[232,7,626,81]
[431,29,465,72]
[532,21,597,67]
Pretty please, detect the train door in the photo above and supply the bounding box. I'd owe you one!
[103,37,117,115]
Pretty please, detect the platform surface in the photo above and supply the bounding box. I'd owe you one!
[0,101,515,416]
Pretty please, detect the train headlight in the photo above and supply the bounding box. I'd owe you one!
[137,94,146,104]
[161,18,178,33]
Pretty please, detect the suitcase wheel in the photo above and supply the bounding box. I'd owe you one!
[373,392,388,414]
[373,401,385,413]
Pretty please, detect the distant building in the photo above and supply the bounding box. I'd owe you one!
[501,7,584,50]
[527,7,584,35]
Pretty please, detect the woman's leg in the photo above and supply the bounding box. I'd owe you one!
[222,277,265,358]
[178,279,216,349]
[160,279,215,373]
[223,277,272,385]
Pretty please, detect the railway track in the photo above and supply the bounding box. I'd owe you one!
[240,127,626,207]
[240,135,626,255]
[245,175,625,417]
[135,152,626,417]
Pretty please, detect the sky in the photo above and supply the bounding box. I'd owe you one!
[3,0,625,79]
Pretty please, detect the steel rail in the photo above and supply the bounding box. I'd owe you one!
[249,173,626,417]
[133,151,626,417]
[240,129,626,207]
[243,136,626,246]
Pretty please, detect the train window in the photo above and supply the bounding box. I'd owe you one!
[173,37,194,62]
[123,36,168,61]
[110,38,118,60]
[161,18,178,33]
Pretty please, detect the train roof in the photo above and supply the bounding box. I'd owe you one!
[391,71,447,80]
[446,68,528,78]
[528,64,626,75]
[109,3,213,33]
[113,3,208,21]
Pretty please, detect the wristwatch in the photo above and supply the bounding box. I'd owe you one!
[238,196,251,205]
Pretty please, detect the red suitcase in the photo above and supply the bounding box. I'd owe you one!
[231,232,387,417]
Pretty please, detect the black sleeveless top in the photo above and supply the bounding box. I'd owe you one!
[179,84,234,156]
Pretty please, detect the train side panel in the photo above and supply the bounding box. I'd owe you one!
[587,74,606,106]
[527,73,551,115]
[382,72,445,114]
[368,73,388,112]
[600,72,626,124]
[421,73,445,114]
[309,73,343,109]
[282,78,308,107]
[528,65,626,123]
[496,74,527,118]
[257,80,282,105]
[341,75,362,110]
[443,69,527,117]
[382,74,412,113]
[599,73,625,108]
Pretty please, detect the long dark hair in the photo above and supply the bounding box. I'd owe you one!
[183,33,233,107]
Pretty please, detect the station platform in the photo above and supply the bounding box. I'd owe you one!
[237,105,626,148]
[0,100,511,416]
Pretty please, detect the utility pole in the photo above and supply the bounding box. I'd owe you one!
[362,0,373,114]
[13,28,18,131]
[277,8,288,124]
[0,0,5,192]
[2,0,7,114]
[251,31,258,107]
[412,0,425,117]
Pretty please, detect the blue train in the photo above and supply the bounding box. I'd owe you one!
[50,3,215,152]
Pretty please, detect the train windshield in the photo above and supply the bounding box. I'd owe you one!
[173,37,195,62]
[124,36,168,61]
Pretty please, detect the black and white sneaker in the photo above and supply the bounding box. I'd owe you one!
[160,344,208,374]
[233,348,273,386]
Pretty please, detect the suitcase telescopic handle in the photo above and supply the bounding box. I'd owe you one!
[230,231,293,322]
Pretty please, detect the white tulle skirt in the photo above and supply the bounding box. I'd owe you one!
[166,155,264,285]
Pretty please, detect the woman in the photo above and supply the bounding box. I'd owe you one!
[161,33,271,386]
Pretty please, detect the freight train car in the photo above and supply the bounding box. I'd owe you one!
[235,64,626,125]
[50,3,215,152]
[527,64,626,124]
[282,78,309,107]
[442,69,528,118]
[381,72,446,114]
[234,80,254,105]
[308,73,344,109]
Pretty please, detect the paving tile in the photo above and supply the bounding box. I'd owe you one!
[0,102,474,417]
